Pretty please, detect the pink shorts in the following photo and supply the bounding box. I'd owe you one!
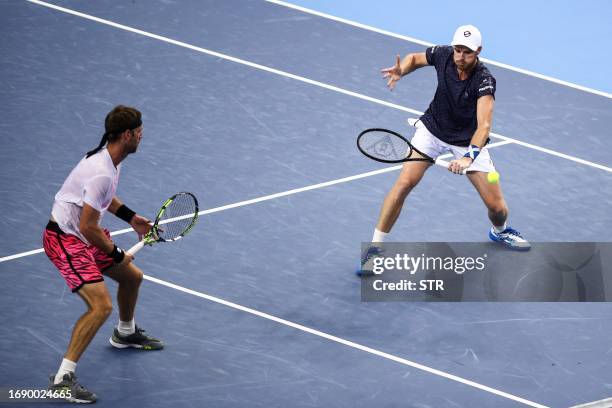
[43,221,114,292]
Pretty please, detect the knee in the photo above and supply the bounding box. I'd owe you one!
[392,178,418,198]
[91,299,113,320]
[129,267,144,287]
[117,265,144,287]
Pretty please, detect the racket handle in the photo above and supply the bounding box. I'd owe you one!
[127,240,145,255]
[435,158,468,175]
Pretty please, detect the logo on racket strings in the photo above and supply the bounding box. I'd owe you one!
[366,135,400,160]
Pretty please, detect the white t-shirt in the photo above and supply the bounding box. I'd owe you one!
[51,148,121,244]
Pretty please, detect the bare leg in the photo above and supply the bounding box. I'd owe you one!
[376,160,431,233]
[104,262,144,322]
[466,171,508,227]
[64,282,113,362]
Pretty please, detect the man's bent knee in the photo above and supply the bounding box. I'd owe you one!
[91,295,113,318]
[87,304,112,323]
[106,262,144,286]
[393,177,420,197]
[125,265,144,287]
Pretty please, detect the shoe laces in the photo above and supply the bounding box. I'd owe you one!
[503,228,522,238]
[135,326,159,341]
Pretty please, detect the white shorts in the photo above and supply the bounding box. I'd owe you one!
[410,120,496,173]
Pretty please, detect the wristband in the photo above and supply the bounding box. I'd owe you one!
[464,144,480,161]
[109,245,125,264]
[115,204,136,223]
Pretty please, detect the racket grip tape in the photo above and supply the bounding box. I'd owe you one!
[127,240,145,255]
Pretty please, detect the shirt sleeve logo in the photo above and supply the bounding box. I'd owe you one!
[478,77,495,92]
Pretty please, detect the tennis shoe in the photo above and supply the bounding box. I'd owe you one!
[48,372,97,404]
[489,227,530,251]
[356,245,385,277]
[109,326,164,350]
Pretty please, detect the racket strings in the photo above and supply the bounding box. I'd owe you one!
[359,131,410,161]
[157,194,197,240]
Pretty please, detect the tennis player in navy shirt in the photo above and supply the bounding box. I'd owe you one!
[359,25,530,275]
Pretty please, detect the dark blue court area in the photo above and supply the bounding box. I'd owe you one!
[2,1,612,407]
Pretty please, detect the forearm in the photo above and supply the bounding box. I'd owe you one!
[470,126,491,148]
[400,54,421,76]
[79,202,126,262]
[80,224,115,254]
[471,95,495,148]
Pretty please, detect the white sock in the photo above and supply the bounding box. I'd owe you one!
[372,228,388,243]
[118,319,135,336]
[54,358,76,384]
[493,223,507,233]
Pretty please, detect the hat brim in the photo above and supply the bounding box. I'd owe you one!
[451,40,480,52]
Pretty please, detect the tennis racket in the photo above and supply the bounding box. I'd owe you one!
[357,120,467,174]
[127,192,199,255]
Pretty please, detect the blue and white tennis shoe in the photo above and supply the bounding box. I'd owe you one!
[489,227,530,250]
[356,245,385,277]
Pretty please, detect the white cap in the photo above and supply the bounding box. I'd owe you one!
[451,25,482,51]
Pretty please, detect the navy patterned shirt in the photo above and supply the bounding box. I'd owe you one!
[420,45,496,146]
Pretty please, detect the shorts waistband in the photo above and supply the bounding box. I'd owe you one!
[46,220,65,235]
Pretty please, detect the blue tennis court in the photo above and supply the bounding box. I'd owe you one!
[1,1,612,407]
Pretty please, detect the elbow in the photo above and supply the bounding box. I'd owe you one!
[479,123,492,134]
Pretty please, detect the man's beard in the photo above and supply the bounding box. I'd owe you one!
[456,58,476,71]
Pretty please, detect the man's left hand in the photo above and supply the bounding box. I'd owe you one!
[448,157,472,174]
[130,215,153,240]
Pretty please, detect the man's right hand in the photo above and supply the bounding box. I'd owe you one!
[118,251,134,266]
[381,55,403,90]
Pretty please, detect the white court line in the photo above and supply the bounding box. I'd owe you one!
[570,397,612,408]
[0,140,513,264]
[265,0,612,100]
[0,248,46,262]
[143,274,549,408]
[25,0,612,175]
